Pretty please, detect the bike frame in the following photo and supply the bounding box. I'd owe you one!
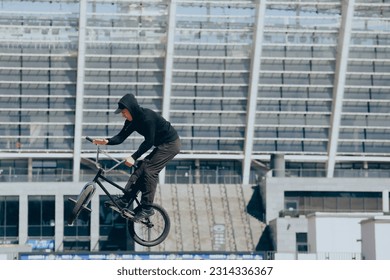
[85,136,141,211]
[69,137,171,246]
[91,167,141,211]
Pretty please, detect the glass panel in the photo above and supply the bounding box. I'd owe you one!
[64,195,90,237]
[285,191,382,213]
[0,196,19,238]
[99,195,132,251]
[28,196,55,237]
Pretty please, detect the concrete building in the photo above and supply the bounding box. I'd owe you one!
[261,175,390,259]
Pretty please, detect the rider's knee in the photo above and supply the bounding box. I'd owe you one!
[143,167,158,182]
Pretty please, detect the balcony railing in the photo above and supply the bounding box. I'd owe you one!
[0,167,389,183]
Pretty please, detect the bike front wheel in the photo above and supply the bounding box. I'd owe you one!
[128,203,170,247]
[67,182,96,225]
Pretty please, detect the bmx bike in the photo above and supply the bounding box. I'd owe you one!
[67,137,170,247]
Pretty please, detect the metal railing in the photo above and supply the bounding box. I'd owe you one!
[273,168,390,178]
[0,167,389,183]
[279,208,383,218]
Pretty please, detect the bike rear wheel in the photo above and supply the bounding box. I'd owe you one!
[67,182,96,225]
[128,203,170,247]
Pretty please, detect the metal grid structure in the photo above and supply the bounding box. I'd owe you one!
[0,0,389,184]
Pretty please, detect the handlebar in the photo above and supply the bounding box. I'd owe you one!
[85,136,127,173]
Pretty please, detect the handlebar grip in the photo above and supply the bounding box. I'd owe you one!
[85,136,93,143]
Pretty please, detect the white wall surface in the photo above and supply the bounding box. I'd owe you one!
[307,213,382,254]
[361,216,390,260]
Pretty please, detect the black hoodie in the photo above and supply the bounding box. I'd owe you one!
[107,94,179,160]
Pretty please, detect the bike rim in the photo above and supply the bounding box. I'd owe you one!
[130,207,169,245]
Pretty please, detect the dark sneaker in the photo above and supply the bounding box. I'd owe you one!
[104,196,128,209]
[133,207,155,221]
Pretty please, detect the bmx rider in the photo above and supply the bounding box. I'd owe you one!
[92,93,180,221]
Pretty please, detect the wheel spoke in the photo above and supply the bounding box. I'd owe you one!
[128,204,170,247]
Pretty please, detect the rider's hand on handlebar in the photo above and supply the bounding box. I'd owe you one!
[93,138,108,145]
[125,156,135,167]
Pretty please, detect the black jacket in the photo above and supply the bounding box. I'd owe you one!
[107,94,179,160]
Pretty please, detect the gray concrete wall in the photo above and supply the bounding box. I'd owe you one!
[0,182,264,252]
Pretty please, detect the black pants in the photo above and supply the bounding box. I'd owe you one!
[124,137,180,206]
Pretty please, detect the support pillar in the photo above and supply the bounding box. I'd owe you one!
[383,190,389,213]
[270,154,285,177]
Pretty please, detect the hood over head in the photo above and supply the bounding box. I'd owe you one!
[114,93,142,119]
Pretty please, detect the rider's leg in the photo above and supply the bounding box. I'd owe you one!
[122,161,145,198]
[105,162,146,208]
[134,138,180,220]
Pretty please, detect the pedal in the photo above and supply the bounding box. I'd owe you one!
[109,205,120,213]
[121,208,135,220]
[105,201,135,220]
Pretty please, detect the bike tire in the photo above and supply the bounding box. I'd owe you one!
[128,203,170,247]
[67,183,96,225]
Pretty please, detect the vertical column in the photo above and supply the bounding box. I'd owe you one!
[90,193,100,251]
[242,0,266,185]
[270,154,285,177]
[27,158,33,182]
[18,195,28,245]
[382,190,389,213]
[55,194,64,251]
[159,0,177,184]
[326,0,355,177]
[73,0,88,182]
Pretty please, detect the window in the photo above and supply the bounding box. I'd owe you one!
[285,200,298,211]
[296,232,308,252]
[0,196,19,243]
[28,195,55,237]
[99,195,133,251]
[285,191,382,214]
[63,195,90,251]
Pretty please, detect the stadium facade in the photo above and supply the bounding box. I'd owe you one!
[0,0,390,258]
